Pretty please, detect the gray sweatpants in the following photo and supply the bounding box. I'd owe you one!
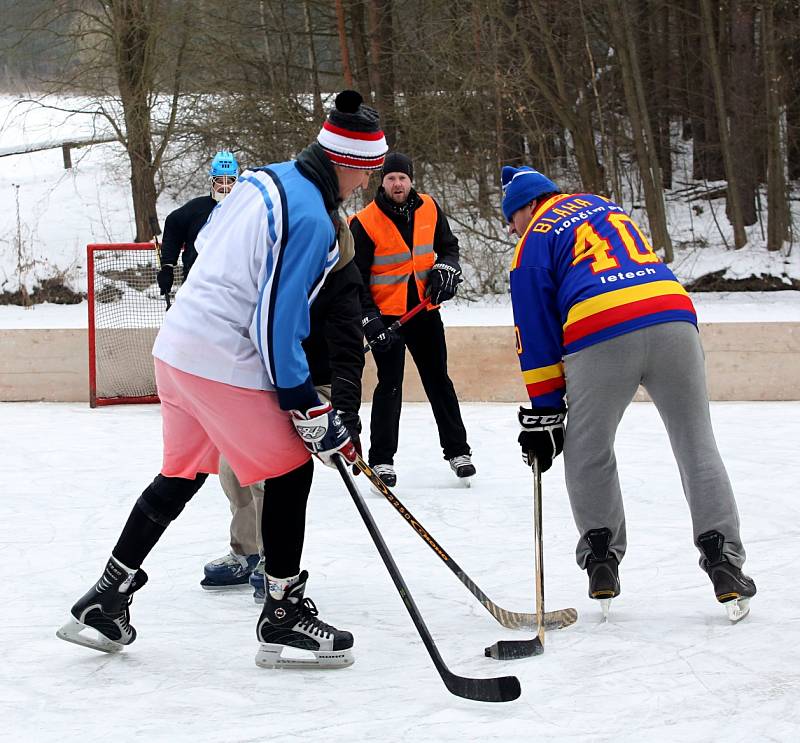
[563,322,745,569]
[217,384,332,557]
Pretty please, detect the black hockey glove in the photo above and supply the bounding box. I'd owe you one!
[157,264,174,295]
[362,310,397,352]
[291,402,357,468]
[426,260,462,305]
[517,406,566,472]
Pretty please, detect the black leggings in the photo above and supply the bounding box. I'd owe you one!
[369,309,469,464]
[261,458,315,578]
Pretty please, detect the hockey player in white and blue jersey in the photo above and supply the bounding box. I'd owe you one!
[57,91,388,670]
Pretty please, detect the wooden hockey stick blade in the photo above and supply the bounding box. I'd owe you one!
[334,456,521,703]
[354,456,577,633]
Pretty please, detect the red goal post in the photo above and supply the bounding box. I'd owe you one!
[87,242,182,407]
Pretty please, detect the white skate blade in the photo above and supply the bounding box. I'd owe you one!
[56,617,124,654]
[725,597,751,623]
[458,476,473,488]
[255,643,354,670]
[199,581,251,591]
[599,598,612,621]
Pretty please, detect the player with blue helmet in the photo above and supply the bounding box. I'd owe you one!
[209,150,239,202]
[156,150,239,297]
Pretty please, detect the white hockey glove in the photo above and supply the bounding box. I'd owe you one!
[291,402,357,468]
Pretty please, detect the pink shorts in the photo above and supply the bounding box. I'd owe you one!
[154,359,310,486]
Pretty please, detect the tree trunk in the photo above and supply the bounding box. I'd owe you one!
[258,1,276,90]
[613,0,673,261]
[783,3,800,181]
[334,0,353,88]
[728,0,758,226]
[762,1,790,251]
[347,0,371,95]
[525,1,605,193]
[111,0,159,242]
[367,0,396,147]
[652,0,672,188]
[682,0,723,181]
[700,0,747,247]
[303,0,323,121]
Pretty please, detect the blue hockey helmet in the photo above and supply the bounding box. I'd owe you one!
[209,150,239,178]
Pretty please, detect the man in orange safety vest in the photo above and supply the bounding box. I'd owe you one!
[350,152,475,488]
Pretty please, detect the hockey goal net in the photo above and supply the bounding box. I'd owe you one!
[87,243,183,407]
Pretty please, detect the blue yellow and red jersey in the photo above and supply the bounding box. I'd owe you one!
[509,193,697,408]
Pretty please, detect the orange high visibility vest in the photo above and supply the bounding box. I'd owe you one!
[353,194,438,316]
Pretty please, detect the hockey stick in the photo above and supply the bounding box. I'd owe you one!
[334,455,520,703]
[354,455,577,632]
[150,216,170,311]
[486,456,560,660]
[363,297,432,353]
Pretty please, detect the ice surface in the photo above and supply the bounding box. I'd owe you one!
[1,401,798,742]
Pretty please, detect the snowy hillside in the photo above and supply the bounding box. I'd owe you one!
[1,94,799,301]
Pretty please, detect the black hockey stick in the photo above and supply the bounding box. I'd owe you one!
[354,455,577,632]
[486,456,554,660]
[334,455,521,703]
[150,215,171,311]
[363,297,432,353]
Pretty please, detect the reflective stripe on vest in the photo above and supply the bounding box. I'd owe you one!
[354,194,438,316]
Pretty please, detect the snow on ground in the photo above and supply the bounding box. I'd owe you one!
[2,290,799,329]
[1,401,798,742]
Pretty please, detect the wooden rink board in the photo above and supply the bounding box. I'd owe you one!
[1,323,799,403]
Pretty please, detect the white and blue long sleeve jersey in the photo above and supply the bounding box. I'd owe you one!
[152,162,338,411]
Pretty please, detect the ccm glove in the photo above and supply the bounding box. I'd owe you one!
[362,310,397,352]
[291,402,357,468]
[426,261,462,305]
[517,406,566,472]
[157,264,174,295]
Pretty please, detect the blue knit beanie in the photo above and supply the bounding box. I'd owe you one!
[501,166,559,222]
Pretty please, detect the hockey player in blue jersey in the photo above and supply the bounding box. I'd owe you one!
[57,91,388,668]
[502,165,756,622]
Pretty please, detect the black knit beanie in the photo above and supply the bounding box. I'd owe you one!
[381,152,413,181]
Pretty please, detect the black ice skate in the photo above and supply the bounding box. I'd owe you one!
[371,464,396,489]
[584,528,620,620]
[698,530,756,623]
[255,570,354,669]
[57,557,148,653]
[449,455,476,486]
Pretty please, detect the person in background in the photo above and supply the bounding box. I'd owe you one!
[156,150,239,298]
[349,152,476,488]
[202,237,365,600]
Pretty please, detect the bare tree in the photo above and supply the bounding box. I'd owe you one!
[608,0,672,260]
[700,0,747,248]
[762,0,791,251]
[727,0,758,226]
[20,0,195,241]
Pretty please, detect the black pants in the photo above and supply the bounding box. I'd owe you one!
[368,309,470,465]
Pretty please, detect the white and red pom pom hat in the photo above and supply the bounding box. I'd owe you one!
[317,90,388,170]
